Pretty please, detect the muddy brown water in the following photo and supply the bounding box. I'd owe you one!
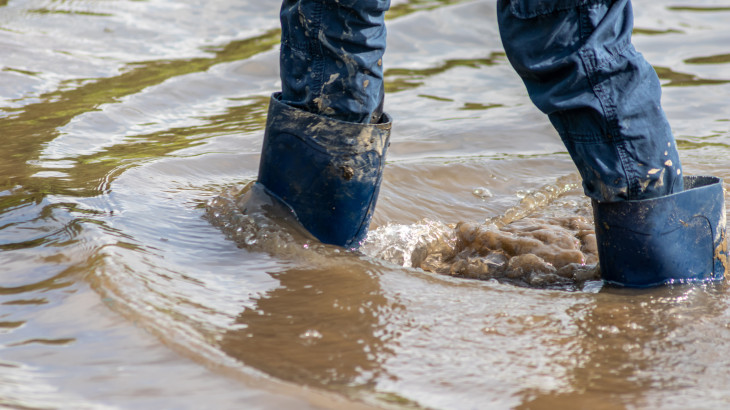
[3,0,730,408]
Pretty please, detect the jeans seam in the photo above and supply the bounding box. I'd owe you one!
[576,3,635,199]
[308,1,325,107]
[616,142,640,199]
[509,0,611,19]
[576,6,609,136]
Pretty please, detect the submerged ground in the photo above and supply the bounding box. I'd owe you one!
[2,0,730,408]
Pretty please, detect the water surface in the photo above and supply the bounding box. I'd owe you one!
[2,0,730,408]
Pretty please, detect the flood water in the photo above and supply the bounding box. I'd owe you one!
[2,0,730,408]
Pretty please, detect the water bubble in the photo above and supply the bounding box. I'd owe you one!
[299,329,323,340]
[472,187,493,199]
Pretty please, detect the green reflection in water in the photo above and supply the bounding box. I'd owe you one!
[0,267,77,296]
[676,138,730,150]
[0,321,24,329]
[415,95,504,111]
[0,29,280,202]
[386,0,469,19]
[667,6,730,12]
[2,299,48,306]
[66,96,270,197]
[2,67,42,77]
[28,8,113,17]
[0,28,279,269]
[685,54,730,65]
[0,199,106,251]
[633,27,683,36]
[0,0,496,204]
[385,52,507,93]
[0,0,491,283]
[8,338,76,347]
[418,94,455,102]
[460,102,503,111]
[654,66,730,87]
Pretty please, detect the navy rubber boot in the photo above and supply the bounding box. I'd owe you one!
[593,176,728,287]
[256,93,391,249]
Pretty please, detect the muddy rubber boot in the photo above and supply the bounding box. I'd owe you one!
[593,176,728,287]
[256,93,391,249]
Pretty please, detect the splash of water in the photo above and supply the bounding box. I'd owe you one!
[206,175,600,290]
[362,174,600,289]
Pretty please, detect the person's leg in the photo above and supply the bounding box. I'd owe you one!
[497,0,682,202]
[497,0,726,286]
[255,0,392,249]
[279,0,389,124]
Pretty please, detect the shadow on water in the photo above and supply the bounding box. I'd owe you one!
[203,160,730,407]
[217,265,397,397]
[515,282,730,409]
[203,183,429,406]
[203,174,603,406]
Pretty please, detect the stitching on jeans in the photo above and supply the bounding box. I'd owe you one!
[576,2,634,198]
[509,0,610,19]
[615,142,640,199]
[310,1,325,106]
[577,4,623,140]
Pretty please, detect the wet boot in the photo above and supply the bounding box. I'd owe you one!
[256,93,392,249]
[593,176,728,287]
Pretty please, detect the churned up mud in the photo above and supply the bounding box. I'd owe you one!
[363,174,601,289]
[210,175,601,290]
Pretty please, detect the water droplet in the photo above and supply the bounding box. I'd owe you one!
[472,187,493,199]
[299,329,323,340]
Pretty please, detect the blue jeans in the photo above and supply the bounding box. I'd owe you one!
[278,0,683,202]
[279,0,389,124]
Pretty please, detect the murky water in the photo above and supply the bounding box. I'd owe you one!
[3,0,730,408]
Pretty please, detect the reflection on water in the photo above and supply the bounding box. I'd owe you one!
[517,283,730,408]
[218,265,393,392]
[654,65,730,87]
[384,52,506,93]
[206,185,394,394]
[3,0,730,408]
